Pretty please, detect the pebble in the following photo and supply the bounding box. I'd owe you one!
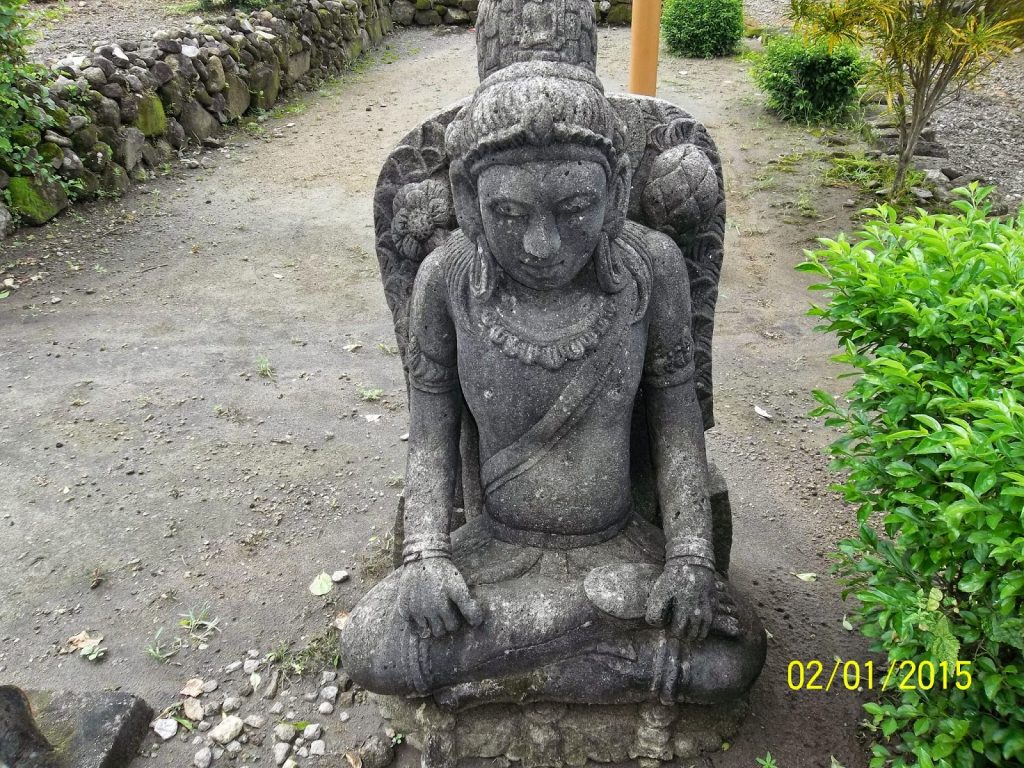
[318,702,334,715]
[338,711,350,723]
[183,698,204,721]
[269,702,284,715]
[302,723,322,740]
[244,714,266,728]
[319,671,337,686]
[331,569,349,583]
[358,734,396,768]
[224,660,243,673]
[197,720,212,732]
[273,723,297,743]
[247,649,260,658]
[272,743,291,766]
[226,741,242,755]
[320,685,338,703]
[202,679,220,693]
[193,747,212,768]
[152,718,178,741]
[283,760,298,768]
[302,692,317,703]
[208,715,244,745]
[222,696,242,713]
[243,658,260,674]
[309,739,326,756]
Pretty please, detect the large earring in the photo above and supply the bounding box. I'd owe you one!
[594,231,627,294]
[470,238,497,300]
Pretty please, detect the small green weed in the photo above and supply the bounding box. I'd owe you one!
[359,387,384,402]
[146,627,184,662]
[178,605,220,643]
[256,355,276,380]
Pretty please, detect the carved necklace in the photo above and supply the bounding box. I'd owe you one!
[479,286,618,370]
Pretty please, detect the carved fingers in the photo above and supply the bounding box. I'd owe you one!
[398,558,483,638]
[645,562,717,642]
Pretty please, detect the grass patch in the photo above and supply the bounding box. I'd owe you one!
[823,154,927,206]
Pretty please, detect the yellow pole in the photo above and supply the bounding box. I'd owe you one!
[628,0,662,96]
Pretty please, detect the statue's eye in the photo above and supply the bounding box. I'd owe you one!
[491,200,529,218]
[556,195,595,214]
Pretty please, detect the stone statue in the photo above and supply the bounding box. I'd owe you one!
[340,2,765,764]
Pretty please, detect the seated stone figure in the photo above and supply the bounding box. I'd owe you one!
[339,60,765,723]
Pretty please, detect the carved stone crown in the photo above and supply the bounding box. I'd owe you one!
[476,0,598,80]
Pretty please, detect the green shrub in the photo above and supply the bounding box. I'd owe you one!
[1,1,59,184]
[662,0,744,58]
[752,35,865,123]
[800,185,1024,768]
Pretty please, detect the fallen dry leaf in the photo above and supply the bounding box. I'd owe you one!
[345,750,363,768]
[180,678,205,697]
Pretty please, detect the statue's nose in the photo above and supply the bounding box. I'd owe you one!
[522,212,560,263]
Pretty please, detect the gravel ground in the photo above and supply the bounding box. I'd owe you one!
[933,54,1024,205]
[26,0,189,63]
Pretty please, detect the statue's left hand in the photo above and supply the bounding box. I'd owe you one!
[645,562,716,641]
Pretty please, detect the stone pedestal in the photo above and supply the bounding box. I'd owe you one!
[375,694,748,768]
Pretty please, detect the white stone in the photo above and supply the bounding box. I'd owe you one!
[272,742,291,766]
[202,679,220,693]
[184,698,204,722]
[331,570,349,583]
[302,723,322,741]
[243,658,260,674]
[309,740,326,756]
[224,660,243,673]
[273,723,297,743]
[244,714,266,728]
[318,702,334,715]
[208,715,244,745]
[283,760,298,768]
[319,685,338,703]
[338,711,350,723]
[226,741,242,755]
[194,747,213,768]
[152,718,178,741]
[268,702,284,714]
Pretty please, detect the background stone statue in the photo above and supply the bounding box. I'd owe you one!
[342,2,766,764]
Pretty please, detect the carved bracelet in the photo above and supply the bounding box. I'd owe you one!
[402,533,452,565]
[665,536,715,570]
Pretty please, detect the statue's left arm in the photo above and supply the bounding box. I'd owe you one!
[640,231,717,642]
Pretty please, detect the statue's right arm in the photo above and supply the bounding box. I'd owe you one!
[399,250,483,637]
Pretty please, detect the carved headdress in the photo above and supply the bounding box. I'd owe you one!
[445,60,648,306]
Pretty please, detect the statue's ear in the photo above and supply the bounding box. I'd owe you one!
[605,155,632,238]
[451,164,483,244]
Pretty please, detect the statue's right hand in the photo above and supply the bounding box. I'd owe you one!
[398,558,483,638]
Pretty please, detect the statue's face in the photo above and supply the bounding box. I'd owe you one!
[477,160,608,290]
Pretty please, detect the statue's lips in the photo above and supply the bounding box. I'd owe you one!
[518,259,566,276]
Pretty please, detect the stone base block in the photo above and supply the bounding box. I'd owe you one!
[26,689,152,768]
[375,694,748,768]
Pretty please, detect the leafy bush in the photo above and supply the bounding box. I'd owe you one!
[662,0,744,58]
[752,35,865,123]
[1,0,59,185]
[800,186,1024,768]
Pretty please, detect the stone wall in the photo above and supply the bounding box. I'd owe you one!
[389,0,631,27]
[0,0,393,234]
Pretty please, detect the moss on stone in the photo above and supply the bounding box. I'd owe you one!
[605,3,632,24]
[11,124,42,148]
[38,142,64,168]
[135,94,168,137]
[6,175,69,225]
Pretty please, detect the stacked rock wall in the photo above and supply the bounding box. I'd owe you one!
[1,0,393,233]
[389,0,631,27]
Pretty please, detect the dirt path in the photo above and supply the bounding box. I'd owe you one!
[1,28,874,767]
